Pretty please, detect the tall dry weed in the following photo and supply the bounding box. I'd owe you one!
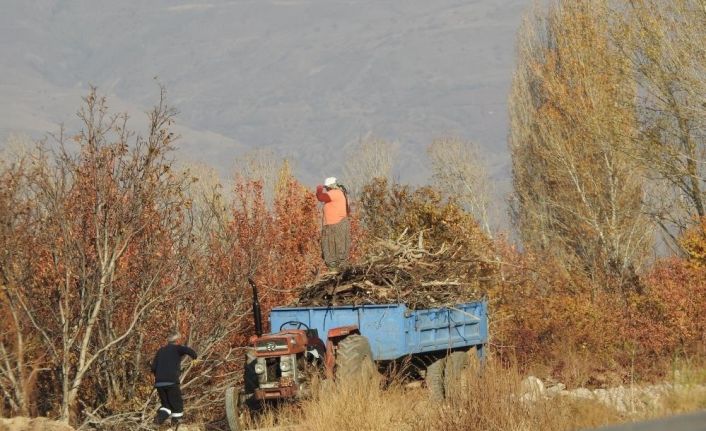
[418,362,623,431]
[250,361,627,431]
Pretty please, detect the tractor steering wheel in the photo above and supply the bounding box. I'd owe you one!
[279,320,310,331]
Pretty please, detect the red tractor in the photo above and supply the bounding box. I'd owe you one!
[225,280,488,430]
[225,281,375,431]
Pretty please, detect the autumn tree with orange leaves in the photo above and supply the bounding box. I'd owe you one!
[0,88,334,427]
[0,88,197,423]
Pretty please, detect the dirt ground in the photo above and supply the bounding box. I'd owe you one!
[0,418,74,431]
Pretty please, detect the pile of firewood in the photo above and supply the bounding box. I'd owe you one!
[292,230,492,309]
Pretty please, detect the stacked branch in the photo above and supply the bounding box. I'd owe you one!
[293,230,492,309]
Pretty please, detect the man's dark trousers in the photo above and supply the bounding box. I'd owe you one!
[156,384,184,424]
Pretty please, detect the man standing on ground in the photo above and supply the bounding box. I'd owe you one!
[316,177,351,270]
[151,332,198,426]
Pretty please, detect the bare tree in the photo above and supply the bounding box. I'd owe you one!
[0,156,44,416]
[613,0,706,248]
[232,148,283,207]
[428,137,494,237]
[343,135,396,198]
[181,162,230,237]
[0,134,36,167]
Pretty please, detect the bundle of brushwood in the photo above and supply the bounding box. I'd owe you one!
[293,229,493,309]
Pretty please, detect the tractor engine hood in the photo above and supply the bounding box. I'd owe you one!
[251,330,307,357]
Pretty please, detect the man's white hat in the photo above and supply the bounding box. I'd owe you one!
[324,177,337,187]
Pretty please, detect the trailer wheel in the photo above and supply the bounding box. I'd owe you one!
[444,348,478,399]
[425,357,446,401]
[335,334,375,381]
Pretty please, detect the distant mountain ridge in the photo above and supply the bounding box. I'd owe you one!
[0,0,528,189]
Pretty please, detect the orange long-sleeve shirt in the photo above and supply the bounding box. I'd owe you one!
[316,186,347,225]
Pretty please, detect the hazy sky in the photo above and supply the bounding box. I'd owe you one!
[0,0,529,194]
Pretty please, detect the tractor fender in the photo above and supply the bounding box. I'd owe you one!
[324,325,360,378]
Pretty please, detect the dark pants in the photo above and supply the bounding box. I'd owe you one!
[321,218,351,268]
[156,384,184,424]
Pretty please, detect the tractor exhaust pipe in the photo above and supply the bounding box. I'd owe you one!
[248,278,263,337]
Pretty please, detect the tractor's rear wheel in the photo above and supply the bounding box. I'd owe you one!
[335,334,375,381]
[425,357,446,401]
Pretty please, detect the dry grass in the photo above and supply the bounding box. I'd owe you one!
[0,417,74,431]
[240,358,706,431]
[246,362,627,431]
[660,359,706,415]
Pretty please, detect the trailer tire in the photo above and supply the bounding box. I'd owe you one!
[335,334,375,381]
[425,357,446,401]
[444,349,477,399]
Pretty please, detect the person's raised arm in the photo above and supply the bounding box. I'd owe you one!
[316,185,331,203]
[178,345,198,360]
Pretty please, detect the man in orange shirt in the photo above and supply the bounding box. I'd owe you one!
[316,177,351,269]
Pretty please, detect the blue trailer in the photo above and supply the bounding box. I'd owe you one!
[270,300,488,362]
[225,282,488,431]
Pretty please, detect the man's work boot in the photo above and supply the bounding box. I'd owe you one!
[154,407,171,425]
[171,415,182,429]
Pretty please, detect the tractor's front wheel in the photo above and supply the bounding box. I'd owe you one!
[335,334,375,381]
[225,386,242,431]
[225,386,261,431]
